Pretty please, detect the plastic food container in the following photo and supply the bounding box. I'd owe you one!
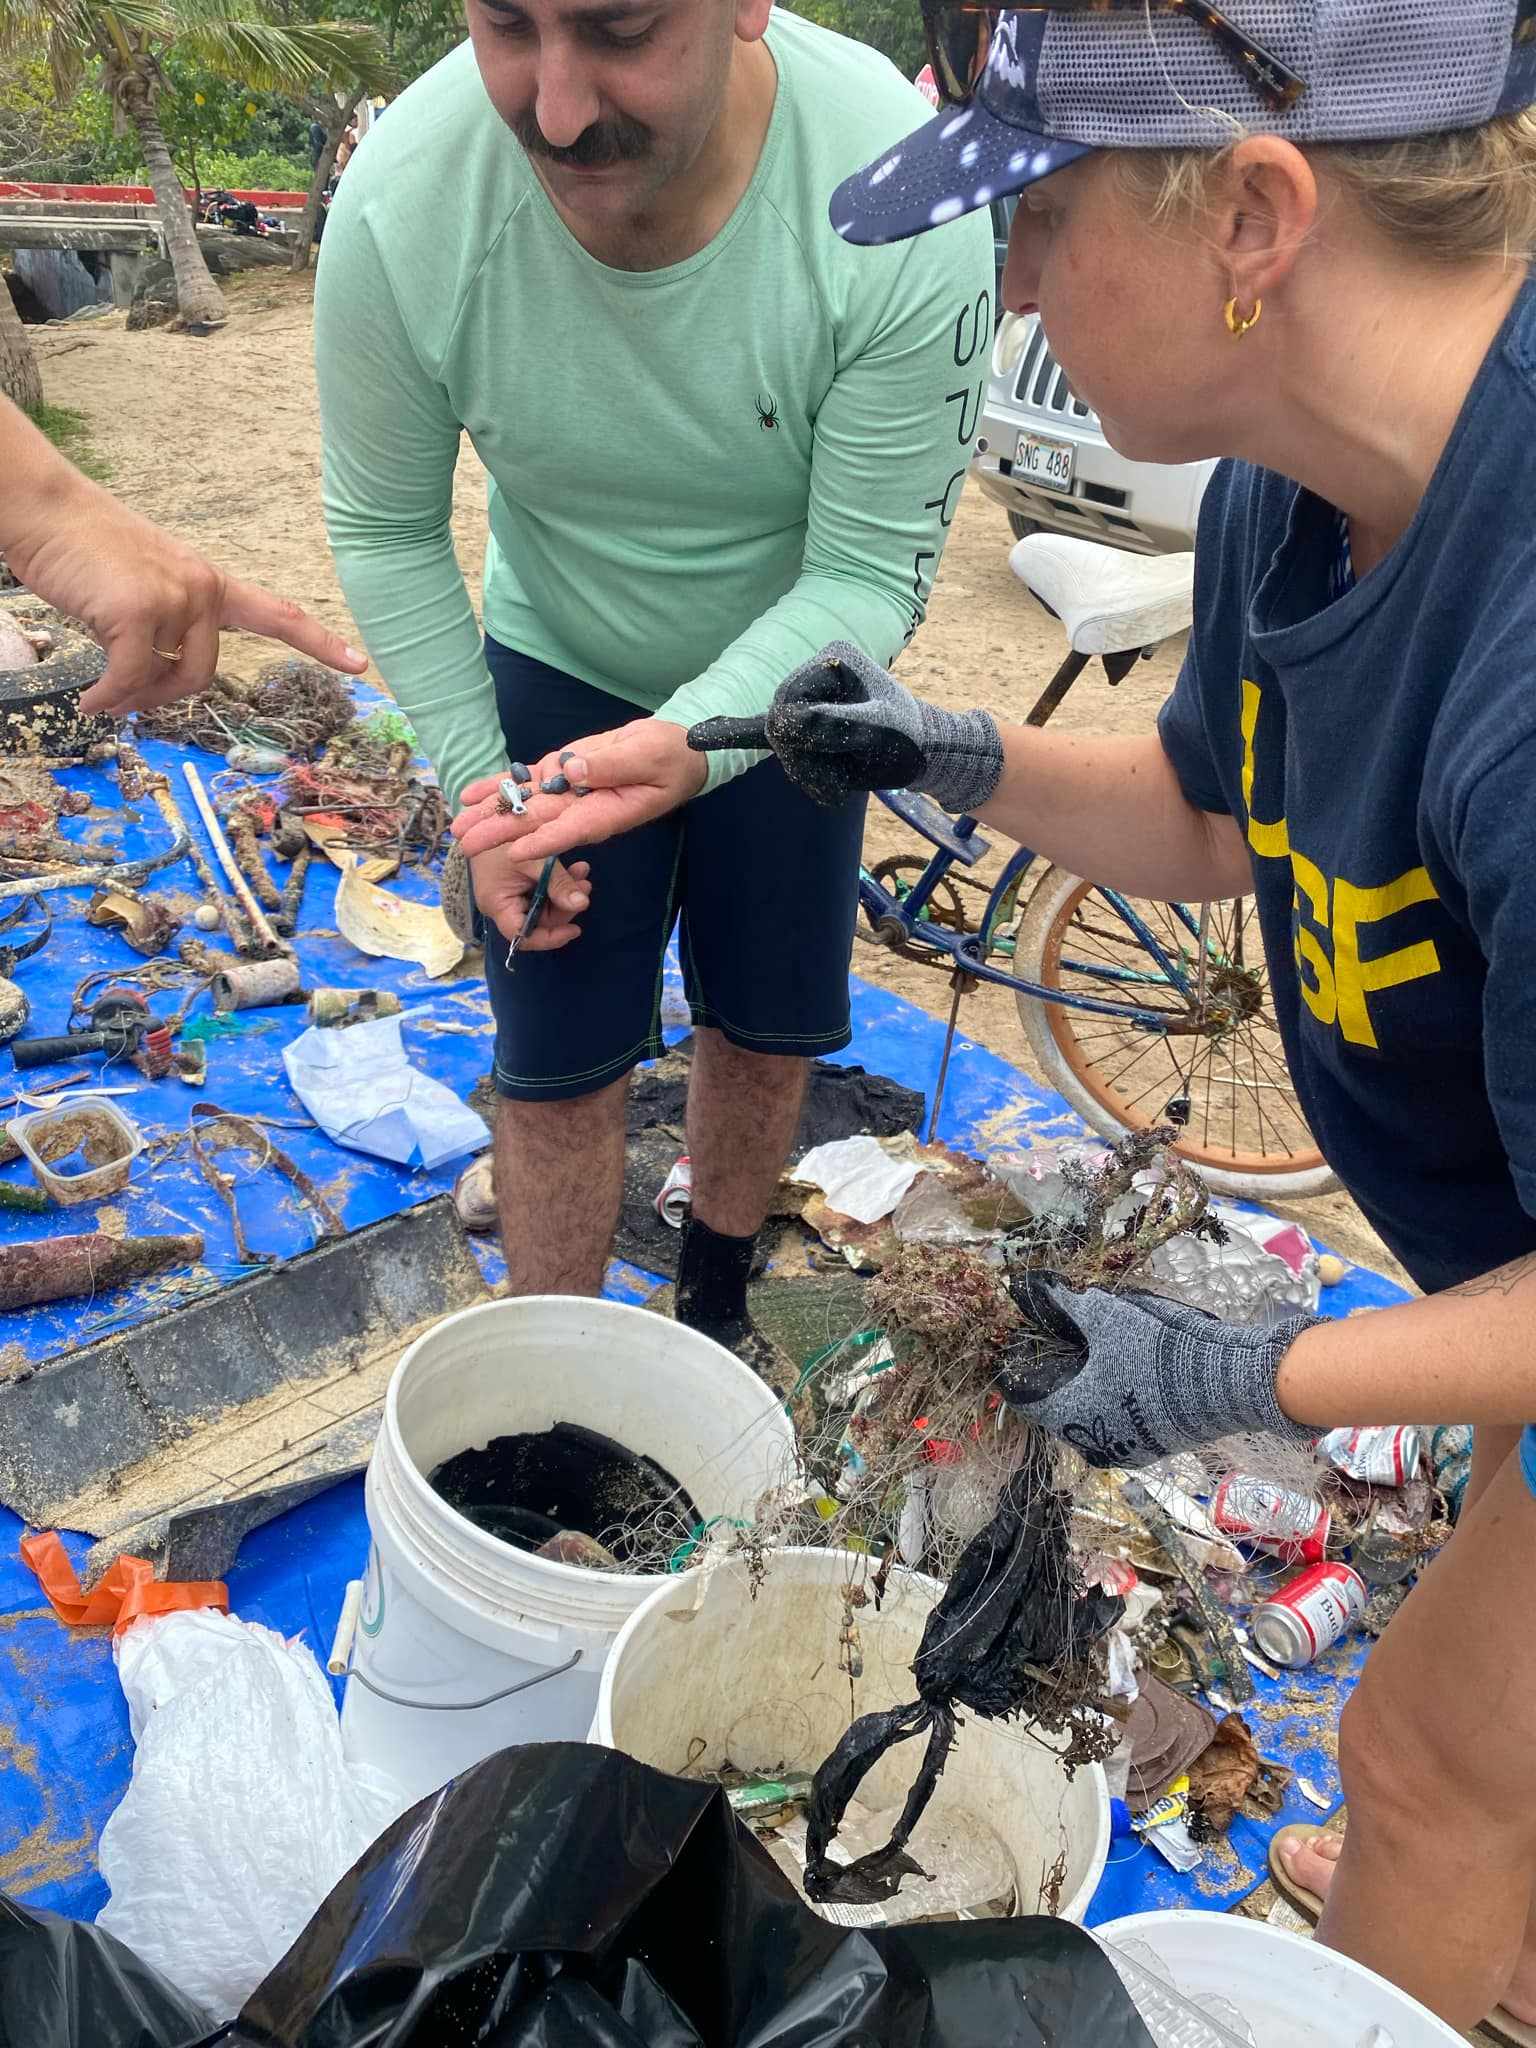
[5,1097,143,1205]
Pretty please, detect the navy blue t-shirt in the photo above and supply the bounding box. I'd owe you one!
[1158,277,1536,1296]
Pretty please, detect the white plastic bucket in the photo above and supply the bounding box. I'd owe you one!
[341,1296,797,1807]
[593,1546,1110,1925]
[1097,1911,1465,2046]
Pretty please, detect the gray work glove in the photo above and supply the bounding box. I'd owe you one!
[999,1273,1322,1470]
[686,640,1005,814]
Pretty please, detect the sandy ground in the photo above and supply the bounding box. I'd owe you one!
[27,271,1402,1282]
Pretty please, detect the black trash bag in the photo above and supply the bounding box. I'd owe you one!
[1,1746,1151,2048]
[0,1894,213,2048]
[804,1440,1123,1905]
[627,1037,925,1152]
[213,1742,1151,2048]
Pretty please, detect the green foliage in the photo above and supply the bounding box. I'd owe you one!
[2,52,309,184]
[0,7,389,187]
[186,141,304,183]
[779,0,929,83]
[357,0,461,75]
[0,54,112,177]
[24,401,112,480]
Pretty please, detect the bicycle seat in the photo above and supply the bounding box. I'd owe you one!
[1009,533,1195,656]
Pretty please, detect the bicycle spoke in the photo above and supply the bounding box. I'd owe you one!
[1097,1030,1174,1096]
[1036,882,1323,1177]
[1249,1027,1280,1157]
[1118,1060,1191,1117]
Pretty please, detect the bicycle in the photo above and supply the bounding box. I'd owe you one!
[859,532,1335,1200]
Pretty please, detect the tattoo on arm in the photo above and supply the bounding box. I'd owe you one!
[1447,1251,1536,1300]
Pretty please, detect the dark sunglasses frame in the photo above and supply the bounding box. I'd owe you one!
[920,1,1307,114]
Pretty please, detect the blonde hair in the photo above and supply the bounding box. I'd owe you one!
[1117,111,1536,267]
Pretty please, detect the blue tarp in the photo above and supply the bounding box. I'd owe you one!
[0,719,1409,1931]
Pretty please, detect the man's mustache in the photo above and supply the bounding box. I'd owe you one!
[513,113,651,168]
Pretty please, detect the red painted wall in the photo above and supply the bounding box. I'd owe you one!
[0,180,307,208]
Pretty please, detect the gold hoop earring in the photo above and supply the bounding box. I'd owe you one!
[1224,296,1263,339]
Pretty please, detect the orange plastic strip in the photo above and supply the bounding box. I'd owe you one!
[21,1530,228,1637]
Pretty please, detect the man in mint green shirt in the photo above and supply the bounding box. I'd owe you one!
[316,0,991,1355]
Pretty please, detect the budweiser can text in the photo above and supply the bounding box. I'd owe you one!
[1252,1562,1369,1668]
[1213,1474,1330,1564]
[1318,1426,1425,1487]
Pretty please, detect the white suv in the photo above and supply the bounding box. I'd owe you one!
[971,308,1217,556]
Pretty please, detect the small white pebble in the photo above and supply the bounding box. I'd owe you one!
[1318,1254,1348,1288]
[193,904,221,930]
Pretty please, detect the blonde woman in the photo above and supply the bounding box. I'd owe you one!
[687,3,1536,2035]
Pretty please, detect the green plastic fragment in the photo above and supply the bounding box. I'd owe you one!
[182,1013,272,1043]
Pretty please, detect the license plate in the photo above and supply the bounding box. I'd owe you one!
[1016,432,1075,494]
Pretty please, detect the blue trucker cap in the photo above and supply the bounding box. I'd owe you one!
[832,2,1536,246]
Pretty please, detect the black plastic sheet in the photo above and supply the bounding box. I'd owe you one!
[804,1443,1123,1902]
[2,1744,1154,2048]
[0,1894,213,2048]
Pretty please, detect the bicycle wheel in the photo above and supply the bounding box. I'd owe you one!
[1014,866,1337,1199]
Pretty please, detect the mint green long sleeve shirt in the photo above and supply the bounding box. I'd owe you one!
[315,11,993,808]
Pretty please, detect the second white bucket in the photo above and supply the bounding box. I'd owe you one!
[341,1295,797,1808]
[594,1546,1110,1924]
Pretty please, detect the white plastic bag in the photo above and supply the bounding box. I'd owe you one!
[97,1608,408,2022]
[792,1135,922,1224]
[283,1012,490,1170]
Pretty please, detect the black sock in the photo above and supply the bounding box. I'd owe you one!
[676,1215,755,1334]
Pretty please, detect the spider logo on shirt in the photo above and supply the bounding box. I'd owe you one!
[754,393,780,431]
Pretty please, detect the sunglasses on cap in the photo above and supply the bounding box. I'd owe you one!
[920,1,1307,113]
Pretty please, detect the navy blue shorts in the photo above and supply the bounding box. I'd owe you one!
[483,640,867,1101]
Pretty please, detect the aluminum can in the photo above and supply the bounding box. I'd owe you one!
[1318,1426,1425,1487]
[1252,1561,1369,1668]
[1213,1473,1330,1564]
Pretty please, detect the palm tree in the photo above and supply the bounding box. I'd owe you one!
[0,0,390,329]
[0,269,43,410]
[289,83,354,271]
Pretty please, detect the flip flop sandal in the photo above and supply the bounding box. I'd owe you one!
[1267,1824,1536,2046]
[1268,1821,1327,1920]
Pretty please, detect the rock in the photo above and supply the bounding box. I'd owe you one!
[4,269,48,324]
[126,294,175,332]
[1318,1254,1349,1288]
[126,259,178,332]
[199,232,291,276]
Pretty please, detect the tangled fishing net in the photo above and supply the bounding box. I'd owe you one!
[274,748,449,870]
[136,659,356,757]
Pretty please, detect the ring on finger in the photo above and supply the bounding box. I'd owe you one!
[153,642,185,662]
